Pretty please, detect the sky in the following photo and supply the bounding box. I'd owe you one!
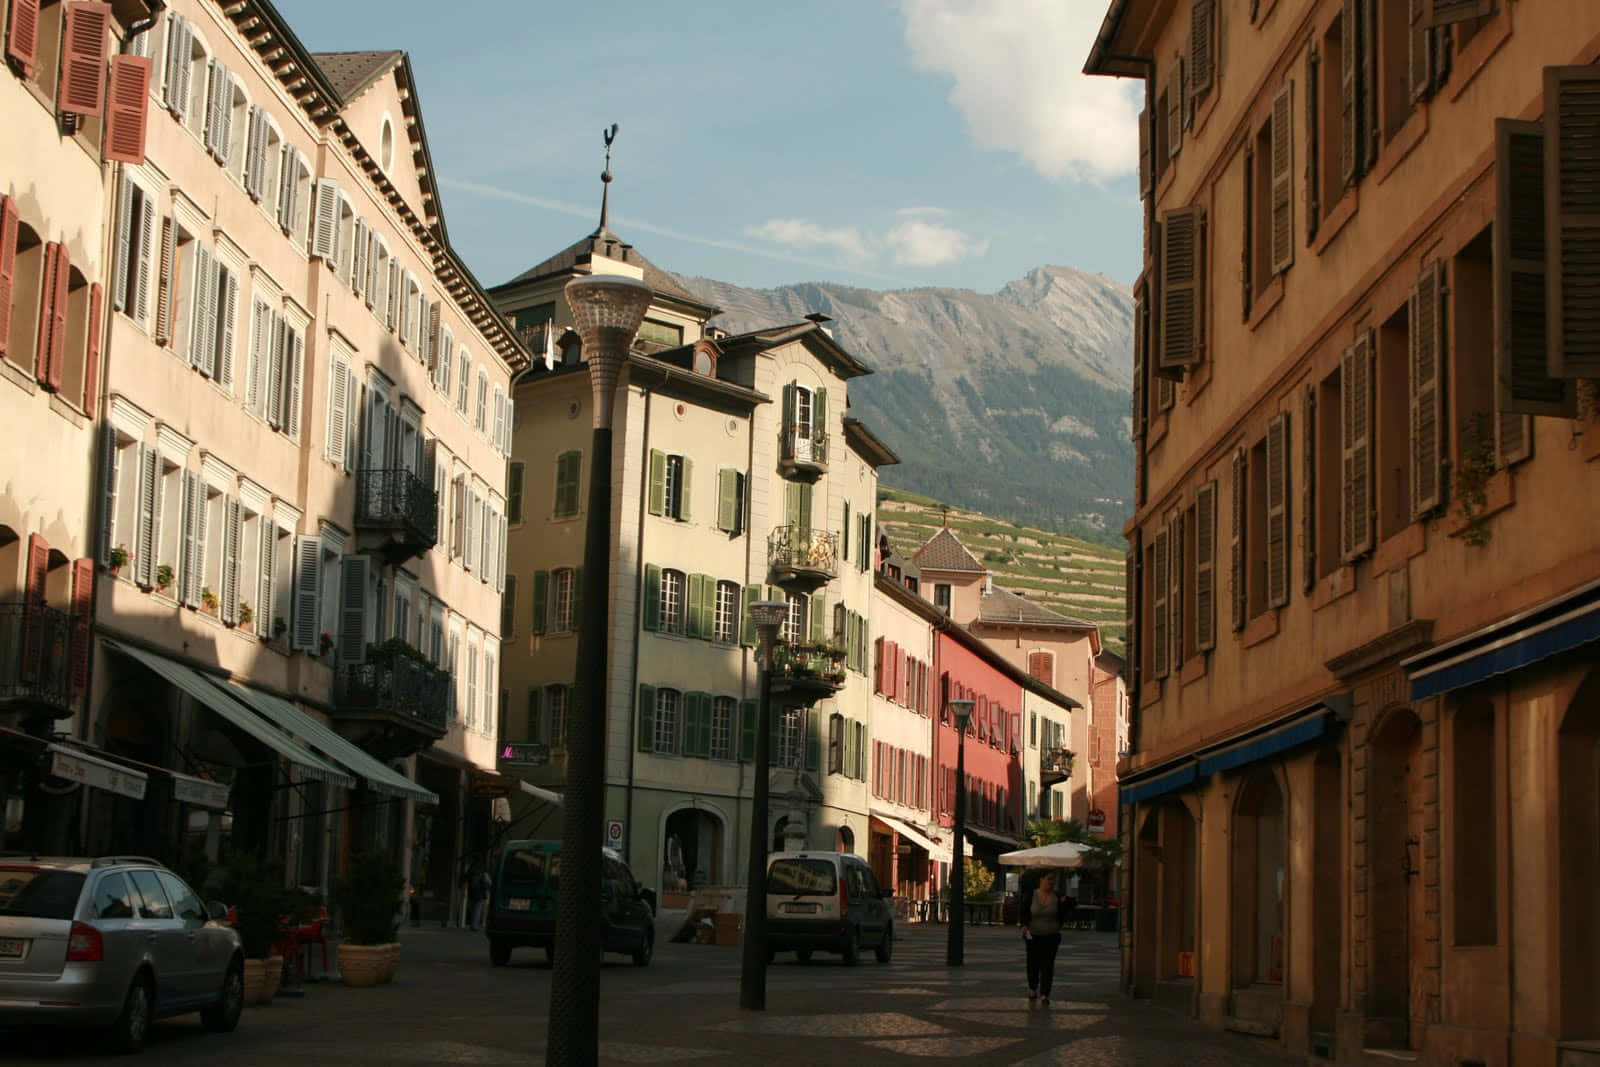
[273,0,1143,296]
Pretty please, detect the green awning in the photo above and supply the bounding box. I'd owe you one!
[104,640,355,789]
[206,679,438,807]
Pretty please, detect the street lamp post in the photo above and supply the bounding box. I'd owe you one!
[945,697,975,967]
[546,271,652,1067]
[739,600,789,1011]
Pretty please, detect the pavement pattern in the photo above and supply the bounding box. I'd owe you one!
[0,923,1305,1065]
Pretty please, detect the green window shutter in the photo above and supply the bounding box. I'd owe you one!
[782,382,796,430]
[798,482,812,533]
[785,480,799,529]
[810,592,827,645]
[554,451,579,517]
[842,501,850,560]
[739,699,758,761]
[717,468,736,532]
[815,387,827,434]
[805,707,821,772]
[642,564,661,631]
[531,571,549,635]
[679,456,693,521]
[741,583,760,646]
[647,449,666,516]
[698,574,715,639]
[697,692,715,757]
[637,684,656,753]
[527,687,541,742]
[508,462,524,523]
[734,473,745,536]
[572,566,583,630]
[686,573,704,638]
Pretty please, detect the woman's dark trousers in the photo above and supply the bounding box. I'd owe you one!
[1025,933,1062,996]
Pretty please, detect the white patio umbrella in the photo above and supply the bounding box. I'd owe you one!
[997,840,1085,868]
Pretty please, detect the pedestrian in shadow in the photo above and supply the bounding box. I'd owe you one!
[1019,869,1066,1005]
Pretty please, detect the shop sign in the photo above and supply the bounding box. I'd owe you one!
[1087,807,1107,830]
[606,819,624,851]
[172,776,229,811]
[471,774,512,799]
[49,749,147,801]
[500,742,549,767]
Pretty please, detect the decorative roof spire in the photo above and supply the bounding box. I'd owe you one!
[593,123,619,240]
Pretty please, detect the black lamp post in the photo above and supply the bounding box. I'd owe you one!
[545,271,652,1066]
[945,697,975,967]
[739,600,789,1011]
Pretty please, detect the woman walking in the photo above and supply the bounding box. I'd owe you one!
[1019,870,1067,1004]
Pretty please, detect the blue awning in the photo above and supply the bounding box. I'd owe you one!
[1403,578,1600,701]
[1196,713,1330,778]
[1120,763,1196,806]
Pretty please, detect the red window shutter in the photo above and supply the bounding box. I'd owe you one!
[25,534,48,603]
[59,2,111,116]
[47,243,69,391]
[873,636,884,693]
[81,282,102,413]
[6,0,39,76]
[70,556,93,694]
[20,534,49,683]
[0,196,17,360]
[104,55,152,165]
[34,242,59,386]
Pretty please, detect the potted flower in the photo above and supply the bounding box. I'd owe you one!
[335,851,405,987]
[155,564,175,593]
[221,853,290,1007]
[107,545,130,576]
[273,617,288,640]
[201,587,219,615]
[238,601,254,628]
[318,631,335,657]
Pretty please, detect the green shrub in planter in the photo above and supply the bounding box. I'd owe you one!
[221,853,292,959]
[336,852,404,946]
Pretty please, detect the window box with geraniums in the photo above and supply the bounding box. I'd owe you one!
[238,602,253,628]
[107,545,130,575]
[335,851,406,987]
[155,564,175,593]
[318,632,334,657]
[201,587,219,615]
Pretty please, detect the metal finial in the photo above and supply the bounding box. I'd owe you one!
[595,123,619,237]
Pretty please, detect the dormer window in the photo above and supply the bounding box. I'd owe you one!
[557,329,581,366]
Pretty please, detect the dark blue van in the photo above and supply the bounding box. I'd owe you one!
[485,841,655,967]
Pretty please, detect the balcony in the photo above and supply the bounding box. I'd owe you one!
[334,646,450,758]
[1041,747,1074,787]
[354,468,437,564]
[778,423,828,477]
[769,641,847,699]
[0,602,76,716]
[768,526,838,587]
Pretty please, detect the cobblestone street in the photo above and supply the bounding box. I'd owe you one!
[1,923,1303,1065]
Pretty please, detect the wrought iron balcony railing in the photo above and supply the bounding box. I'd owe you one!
[767,525,838,583]
[770,641,847,695]
[0,601,76,711]
[779,424,828,472]
[1041,746,1075,782]
[336,651,450,737]
[355,468,438,552]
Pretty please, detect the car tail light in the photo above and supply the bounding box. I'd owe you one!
[66,922,103,962]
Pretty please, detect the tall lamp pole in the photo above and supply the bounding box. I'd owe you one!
[945,698,975,967]
[739,601,789,1011]
[546,271,652,1066]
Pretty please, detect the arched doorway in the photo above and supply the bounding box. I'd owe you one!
[837,824,855,853]
[1132,799,1198,1001]
[1558,668,1600,1040]
[1368,707,1423,1050]
[663,806,723,891]
[772,816,789,854]
[1231,768,1286,989]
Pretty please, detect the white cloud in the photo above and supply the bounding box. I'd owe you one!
[744,218,872,260]
[885,219,990,267]
[900,0,1142,184]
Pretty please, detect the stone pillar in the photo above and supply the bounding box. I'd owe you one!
[1195,782,1228,1027]
[1281,753,1317,1053]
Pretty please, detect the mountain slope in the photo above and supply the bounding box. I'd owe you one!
[675,267,1135,544]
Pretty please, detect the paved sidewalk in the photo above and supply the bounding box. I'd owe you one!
[0,922,1304,1064]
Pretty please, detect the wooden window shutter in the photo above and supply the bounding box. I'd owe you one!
[1306,44,1321,243]
[1194,480,1217,651]
[46,243,70,391]
[1125,537,1140,683]
[20,534,49,682]
[1160,206,1203,369]
[1270,82,1295,276]
[641,563,661,632]
[6,0,39,76]
[290,534,321,651]
[221,497,240,624]
[1151,525,1170,679]
[1492,120,1569,415]
[1544,66,1600,380]
[1167,62,1184,158]
[60,2,111,116]
[1131,279,1146,444]
[337,555,369,664]
[1423,0,1493,27]
[1340,0,1362,187]
[1360,0,1379,174]
[529,570,548,635]
[637,684,656,753]
[1341,331,1376,561]
[0,196,16,358]
[312,180,339,261]
[1302,385,1317,592]
[1266,411,1290,608]
[153,216,175,346]
[1138,108,1152,197]
[1408,0,1435,105]
[70,556,93,694]
[1409,262,1445,517]
[1231,447,1247,631]
[1242,142,1255,321]
[1496,411,1532,467]
[34,242,59,385]
[1168,512,1184,667]
[82,282,102,414]
[686,573,704,638]
[1190,0,1215,102]
[647,449,666,515]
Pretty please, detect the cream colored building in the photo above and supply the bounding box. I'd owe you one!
[1,0,527,918]
[493,224,896,896]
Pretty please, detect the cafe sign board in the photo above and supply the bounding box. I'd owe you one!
[48,747,147,801]
[500,742,549,767]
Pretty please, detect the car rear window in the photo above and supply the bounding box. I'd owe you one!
[768,859,836,896]
[0,867,85,920]
[502,848,557,890]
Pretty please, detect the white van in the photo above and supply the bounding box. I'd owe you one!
[765,851,893,965]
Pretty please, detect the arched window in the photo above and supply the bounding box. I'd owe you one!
[379,116,395,172]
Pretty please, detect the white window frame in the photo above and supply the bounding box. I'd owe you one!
[551,567,575,633]
[713,580,738,644]
[654,688,680,754]
[660,569,685,635]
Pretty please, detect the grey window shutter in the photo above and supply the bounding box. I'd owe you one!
[1360,0,1379,175]
[1190,0,1215,102]
[112,178,133,312]
[1266,411,1290,608]
[285,325,304,438]
[1167,61,1184,158]
[178,471,197,605]
[98,425,118,563]
[531,571,548,635]
[810,592,827,645]
[1341,331,1376,561]
[338,555,369,663]
[1408,0,1434,105]
[1168,513,1184,668]
[154,216,174,344]
[1306,46,1321,244]
[1194,480,1217,650]
[256,521,274,637]
[1160,206,1204,369]
[312,180,339,261]
[215,265,237,388]
[135,444,157,588]
[1493,119,1571,416]
[1545,66,1600,380]
[1340,0,1362,188]
[678,455,693,521]
[291,534,322,651]
[221,496,241,624]
[326,355,349,466]
[1409,263,1444,518]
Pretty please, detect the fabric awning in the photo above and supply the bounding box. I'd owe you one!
[518,780,562,806]
[1196,712,1331,778]
[1119,762,1197,806]
[46,743,148,800]
[870,810,952,866]
[1402,577,1600,701]
[207,679,437,807]
[964,824,1020,852]
[105,640,354,789]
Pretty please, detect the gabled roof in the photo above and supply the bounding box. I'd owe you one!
[493,233,720,317]
[843,416,899,468]
[913,527,986,574]
[689,320,873,381]
[312,50,402,100]
[977,585,1096,631]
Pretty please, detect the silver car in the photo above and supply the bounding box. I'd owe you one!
[0,854,243,1052]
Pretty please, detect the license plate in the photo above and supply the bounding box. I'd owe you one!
[780,902,819,915]
[507,898,531,912]
[0,937,26,959]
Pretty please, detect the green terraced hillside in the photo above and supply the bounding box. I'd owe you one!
[876,487,1127,656]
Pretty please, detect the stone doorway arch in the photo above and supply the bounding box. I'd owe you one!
[662,804,726,892]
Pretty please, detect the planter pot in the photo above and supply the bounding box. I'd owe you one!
[338,943,390,988]
[264,954,283,1000]
[242,957,277,1006]
[382,942,400,983]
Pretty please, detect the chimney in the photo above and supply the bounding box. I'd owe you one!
[804,311,833,338]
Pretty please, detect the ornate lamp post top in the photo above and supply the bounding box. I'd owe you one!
[563,273,652,429]
[749,599,787,661]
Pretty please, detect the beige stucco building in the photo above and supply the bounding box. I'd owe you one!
[493,225,896,897]
[4,0,527,923]
[1090,0,1600,1062]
